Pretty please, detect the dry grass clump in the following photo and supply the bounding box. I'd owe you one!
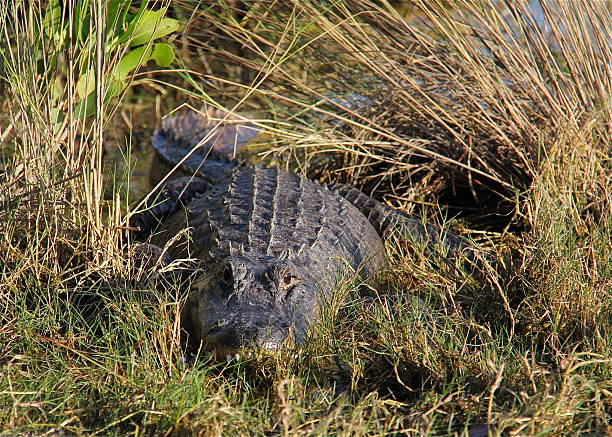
[0,1,126,287]
[519,138,611,350]
[185,0,609,222]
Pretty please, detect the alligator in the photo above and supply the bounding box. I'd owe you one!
[130,108,483,356]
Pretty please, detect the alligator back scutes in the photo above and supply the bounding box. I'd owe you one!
[168,167,347,262]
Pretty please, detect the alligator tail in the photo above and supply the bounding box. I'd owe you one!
[328,182,494,269]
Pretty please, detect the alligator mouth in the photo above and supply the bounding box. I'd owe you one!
[200,344,294,363]
[196,324,296,361]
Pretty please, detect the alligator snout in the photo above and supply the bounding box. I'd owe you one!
[204,320,291,352]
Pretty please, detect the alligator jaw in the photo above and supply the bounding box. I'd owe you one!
[195,336,296,363]
[202,323,291,353]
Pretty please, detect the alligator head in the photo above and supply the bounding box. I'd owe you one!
[181,256,317,356]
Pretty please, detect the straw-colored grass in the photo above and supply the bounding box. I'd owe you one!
[1,1,610,435]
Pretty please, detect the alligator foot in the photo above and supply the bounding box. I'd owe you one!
[129,176,210,240]
[131,242,173,271]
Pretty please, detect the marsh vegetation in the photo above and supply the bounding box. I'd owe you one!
[0,1,610,435]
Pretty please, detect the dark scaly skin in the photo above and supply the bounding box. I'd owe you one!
[149,107,258,187]
[129,176,211,241]
[327,183,484,265]
[131,110,482,355]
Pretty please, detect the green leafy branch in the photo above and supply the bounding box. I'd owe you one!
[42,0,180,118]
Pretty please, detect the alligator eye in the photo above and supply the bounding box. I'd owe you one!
[206,319,227,334]
[280,272,301,296]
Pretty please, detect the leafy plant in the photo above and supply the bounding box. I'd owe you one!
[42,0,180,118]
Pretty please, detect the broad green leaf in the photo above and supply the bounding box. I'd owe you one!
[76,69,96,100]
[73,79,126,119]
[49,107,64,128]
[151,43,174,67]
[127,0,150,28]
[73,0,90,43]
[42,0,62,39]
[114,45,153,80]
[105,79,127,101]
[50,77,64,103]
[73,92,96,119]
[77,16,92,44]
[108,0,132,39]
[120,9,180,47]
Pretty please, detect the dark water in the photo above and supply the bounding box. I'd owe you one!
[104,137,157,206]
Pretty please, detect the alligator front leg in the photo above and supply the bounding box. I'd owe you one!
[129,176,210,240]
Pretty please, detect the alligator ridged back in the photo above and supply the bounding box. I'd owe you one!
[151,167,386,289]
